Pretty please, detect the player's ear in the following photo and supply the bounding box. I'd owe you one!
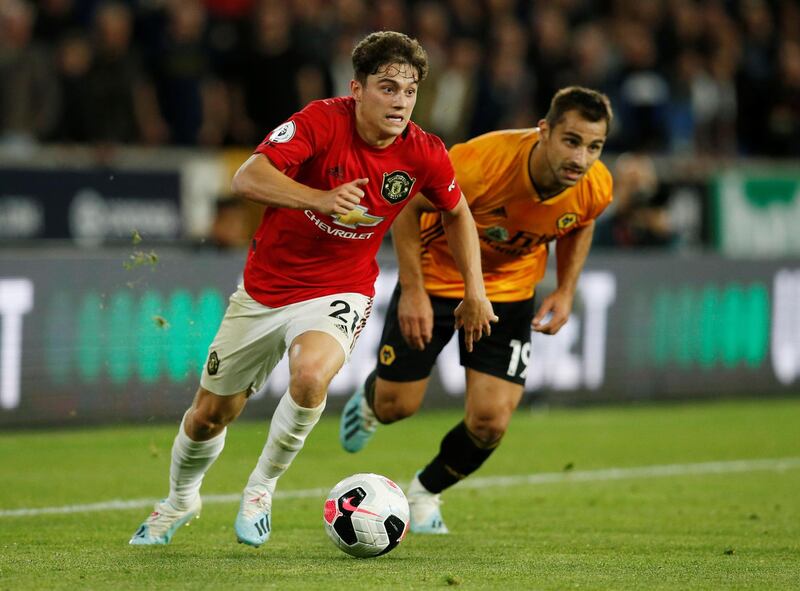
[538,119,549,139]
[350,79,363,102]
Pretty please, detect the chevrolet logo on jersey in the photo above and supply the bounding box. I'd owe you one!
[557,213,578,230]
[381,170,416,204]
[333,205,384,229]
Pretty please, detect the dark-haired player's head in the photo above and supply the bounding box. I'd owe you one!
[544,86,613,137]
[537,86,612,189]
[352,31,429,84]
[350,32,429,148]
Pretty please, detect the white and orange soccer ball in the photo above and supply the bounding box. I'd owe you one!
[323,473,410,558]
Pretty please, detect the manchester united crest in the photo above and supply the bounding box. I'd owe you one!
[381,170,416,204]
[207,351,220,375]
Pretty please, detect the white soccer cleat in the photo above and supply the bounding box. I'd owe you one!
[129,497,201,545]
[407,474,449,534]
[234,488,272,547]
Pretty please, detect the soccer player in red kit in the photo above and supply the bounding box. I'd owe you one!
[130,31,496,548]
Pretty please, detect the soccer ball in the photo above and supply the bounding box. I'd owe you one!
[323,473,410,558]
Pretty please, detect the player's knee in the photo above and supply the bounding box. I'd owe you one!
[374,404,413,424]
[189,406,233,439]
[289,364,330,401]
[374,393,417,423]
[465,414,508,448]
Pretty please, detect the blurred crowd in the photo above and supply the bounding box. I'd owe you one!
[1,0,799,156]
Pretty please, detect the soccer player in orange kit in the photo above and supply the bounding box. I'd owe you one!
[340,86,614,534]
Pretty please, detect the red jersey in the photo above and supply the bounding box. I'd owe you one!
[245,96,461,307]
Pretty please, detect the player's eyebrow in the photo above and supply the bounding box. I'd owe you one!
[563,130,605,146]
[562,131,584,142]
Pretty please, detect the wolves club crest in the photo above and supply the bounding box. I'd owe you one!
[381,171,416,204]
[557,213,578,230]
[380,344,396,365]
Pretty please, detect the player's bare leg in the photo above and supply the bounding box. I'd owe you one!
[462,370,523,446]
[340,374,428,452]
[373,376,429,422]
[410,370,524,534]
[130,388,247,545]
[236,331,345,547]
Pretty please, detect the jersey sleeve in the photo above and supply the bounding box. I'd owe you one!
[421,137,462,211]
[448,142,490,207]
[585,161,614,223]
[254,100,332,171]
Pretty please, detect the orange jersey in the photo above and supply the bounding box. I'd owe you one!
[419,129,613,301]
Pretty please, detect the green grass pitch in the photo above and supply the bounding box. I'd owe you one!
[1,397,799,590]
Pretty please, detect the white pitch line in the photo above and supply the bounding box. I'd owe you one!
[2,457,799,518]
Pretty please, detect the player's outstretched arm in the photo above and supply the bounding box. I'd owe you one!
[231,153,366,216]
[440,195,497,352]
[533,220,595,335]
[392,194,435,350]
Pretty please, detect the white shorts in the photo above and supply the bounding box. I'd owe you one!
[200,285,372,396]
